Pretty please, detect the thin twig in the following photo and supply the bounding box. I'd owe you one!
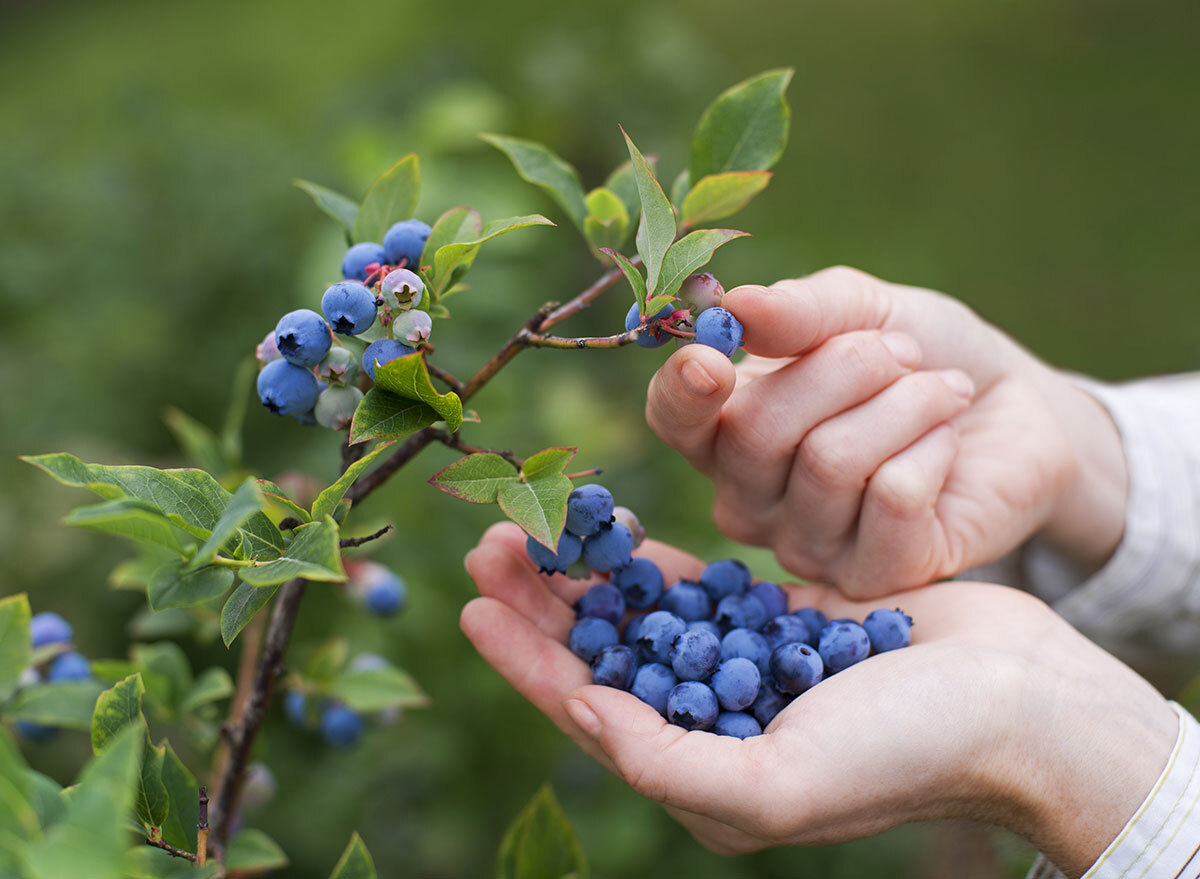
[340,432,366,475]
[208,612,266,807]
[145,836,197,862]
[197,786,209,866]
[343,428,439,506]
[537,256,642,330]
[462,305,557,399]
[429,428,524,469]
[339,524,394,548]
[426,361,466,397]
[523,329,641,349]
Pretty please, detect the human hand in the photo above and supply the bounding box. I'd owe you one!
[461,523,1176,876]
[646,267,1128,597]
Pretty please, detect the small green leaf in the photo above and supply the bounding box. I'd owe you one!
[0,594,31,703]
[432,214,555,295]
[496,784,589,879]
[331,665,430,712]
[670,168,692,210]
[63,498,186,554]
[420,206,481,271]
[371,355,463,431]
[293,179,359,239]
[497,475,572,552]
[582,187,630,254]
[620,127,676,296]
[643,294,677,319]
[188,479,265,570]
[159,740,198,850]
[130,641,193,711]
[221,582,278,647]
[604,156,656,232]
[655,229,748,299]
[353,154,420,244]
[428,454,519,504]
[147,561,234,611]
[179,667,233,714]
[228,828,290,872]
[597,249,647,314]
[239,518,345,587]
[4,680,103,729]
[311,441,397,521]
[162,407,226,476]
[690,68,793,184]
[521,448,576,481]
[137,738,169,829]
[480,134,587,228]
[0,731,38,847]
[329,831,376,879]
[91,673,146,753]
[681,171,772,226]
[256,479,312,524]
[304,637,349,684]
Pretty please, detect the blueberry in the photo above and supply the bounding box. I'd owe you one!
[30,613,72,648]
[275,309,332,368]
[611,557,663,609]
[720,628,772,676]
[314,386,363,430]
[320,704,365,747]
[678,272,725,316]
[749,676,792,728]
[16,721,57,743]
[380,268,425,310]
[699,559,751,602]
[666,681,719,731]
[568,617,620,664]
[284,690,309,727]
[713,711,763,739]
[611,506,645,548]
[631,662,677,716]
[669,627,721,681]
[624,301,674,349]
[761,615,811,651]
[591,645,637,689]
[574,583,626,626]
[257,360,320,417]
[392,309,433,344]
[634,611,686,664]
[383,219,432,267]
[687,620,723,640]
[818,621,871,673]
[47,651,90,682]
[361,338,416,381]
[748,582,788,618]
[710,657,761,711]
[623,614,648,646]
[770,642,824,695]
[863,608,914,653]
[241,763,277,812]
[565,485,614,537]
[581,522,634,572]
[316,347,359,385]
[526,532,583,574]
[322,281,378,335]
[694,307,744,357]
[341,242,387,282]
[713,593,769,631]
[792,607,829,645]
[659,581,711,622]
[365,580,406,616]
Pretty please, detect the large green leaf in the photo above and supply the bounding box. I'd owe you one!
[681,171,772,226]
[311,441,396,521]
[64,498,187,554]
[670,168,691,211]
[0,729,37,850]
[331,666,430,712]
[480,134,587,228]
[689,68,793,183]
[582,187,629,254]
[239,518,346,586]
[137,738,169,829]
[147,561,234,611]
[91,673,146,753]
[428,453,519,504]
[497,475,572,553]
[187,479,265,570]
[604,156,656,233]
[496,784,589,879]
[0,594,31,703]
[521,448,576,481]
[256,479,312,524]
[655,229,749,299]
[353,154,420,244]
[620,128,676,295]
[228,828,289,872]
[598,248,648,314]
[372,355,462,429]
[420,206,481,272]
[220,582,278,647]
[179,667,233,714]
[349,390,441,445]
[293,179,359,240]
[4,680,103,729]
[329,831,376,879]
[431,214,555,295]
[159,740,198,850]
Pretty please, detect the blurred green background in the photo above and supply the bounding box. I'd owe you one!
[2,0,1198,875]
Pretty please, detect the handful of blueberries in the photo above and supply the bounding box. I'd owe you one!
[531,485,913,739]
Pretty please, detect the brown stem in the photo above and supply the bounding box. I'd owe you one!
[340,432,366,475]
[537,256,643,331]
[524,329,642,349]
[197,786,209,866]
[339,524,393,548]
[462,304,557,399]
[343,428,439,506]
[426,361,466,397]
[429,428,524,469]
[145,836,197,862]
[208,611,266,804]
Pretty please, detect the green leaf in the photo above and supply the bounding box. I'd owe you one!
[228,828,289,872]
[670,168,691,210]
[353,154,420,244]
[0,594,31,703]
[689,68,794,184]
[91,673,146,753]
[331,666,430,712]
[0,729,37,846]
[428,453,519,504]
[293,179,359,240]
[496,784,589,879]
[432,214,555,295]
[420,206,481,272]
[311,442,397,522]
[162,406,226,476]
[137,738,169,829]
[125,847,220,879]
[655,229,749,298]
[159,740,198,850]
[64,498,187,554]
[329,831,376,879]
[179,667,233,714]
[597,249,647,314]
[521,448,576,481]
[681,171,772,227]
[147,561,234,611]
[239,518,346,587]
[4,680,103,729]
[257,479,312,524]
[24,768,64,831]
[187,479,265,570]
[129,642,192,714]
[582,188,629,254]
[620,127,676,296]
[643,294,677,319]
[604,156,656,232]
[480,134,587,228]
[304,638,348,684]
[350,393,439,445]
[374,355,463,430]
[221,582,278,647]
[497,474,572,552]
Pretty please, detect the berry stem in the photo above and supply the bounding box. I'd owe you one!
[536,256,642,330]
[338,523,394,549]
[523,328,642,349]
[429,427,524,469]
[657,323,696,340]
[144,835,197,862]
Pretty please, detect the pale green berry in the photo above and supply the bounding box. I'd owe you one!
[314,386,364,430]
[392,309,433,344]
[317,346,359,386]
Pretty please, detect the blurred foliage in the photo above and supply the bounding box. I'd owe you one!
[1,0,1198,876]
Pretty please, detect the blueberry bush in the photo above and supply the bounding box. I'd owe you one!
[2,69,793,877]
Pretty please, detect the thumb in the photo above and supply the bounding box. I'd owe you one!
[645,343,736,472]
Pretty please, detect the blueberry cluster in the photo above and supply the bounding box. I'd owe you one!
[15,612,95,742]
[284,654,401,748]
[624,273,745,357]
[255,218,434,429]
[541,490,914,738]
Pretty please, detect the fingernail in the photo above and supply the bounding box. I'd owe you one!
[881,332,921,368]
[681,359,719,396]
[463,548,478,573]
[938,369,975,399]
[563,698,602,738]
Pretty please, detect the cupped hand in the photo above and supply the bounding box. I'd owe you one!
[646,266,1128,597]
[461,523,1175,876]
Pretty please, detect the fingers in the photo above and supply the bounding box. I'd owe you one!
[465,528,577,640]
[645,344,737,473]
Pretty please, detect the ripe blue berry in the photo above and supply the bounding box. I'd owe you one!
[16,721,57,742]
[710,657,761,711]
[792,607,829,645]
[749,581,788,618]
[634,611,686,664]
[581,522,633,572]
[687,620,723,640]
[575,583,626,626]
[361,338,416,381]
[623,614,647,646]
[669,627,721,681]
[320,704,365,747]
[631,662,677,716]
[770,642,824,695]
[383,219,432,267]
[713,593,769,631]
[341,242,387,282]
[817,621,871,674]
[285,691,309,728]
[750,676,792,728]
[30,613,72,648]
[565,485,614,537]
[611,557,664,609]
[761,615,811,651]
[257,361,321,417]
[720,628,772,676]
[713,711,763,739]
[863,608,913,653]
[678,272,725,316]
[314,386,363,430]
[700,559,751,602]
[624,301,674,349]
[568,617,620,664]
[322,281,378,335]
[591,645,637,689]
[47,652,91,682]
[365,579,406,616]
[694,307,744,357]
[526,532,583,574]
[275,309,332,368]
[667,681,719,731]
[659,581,711,622]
